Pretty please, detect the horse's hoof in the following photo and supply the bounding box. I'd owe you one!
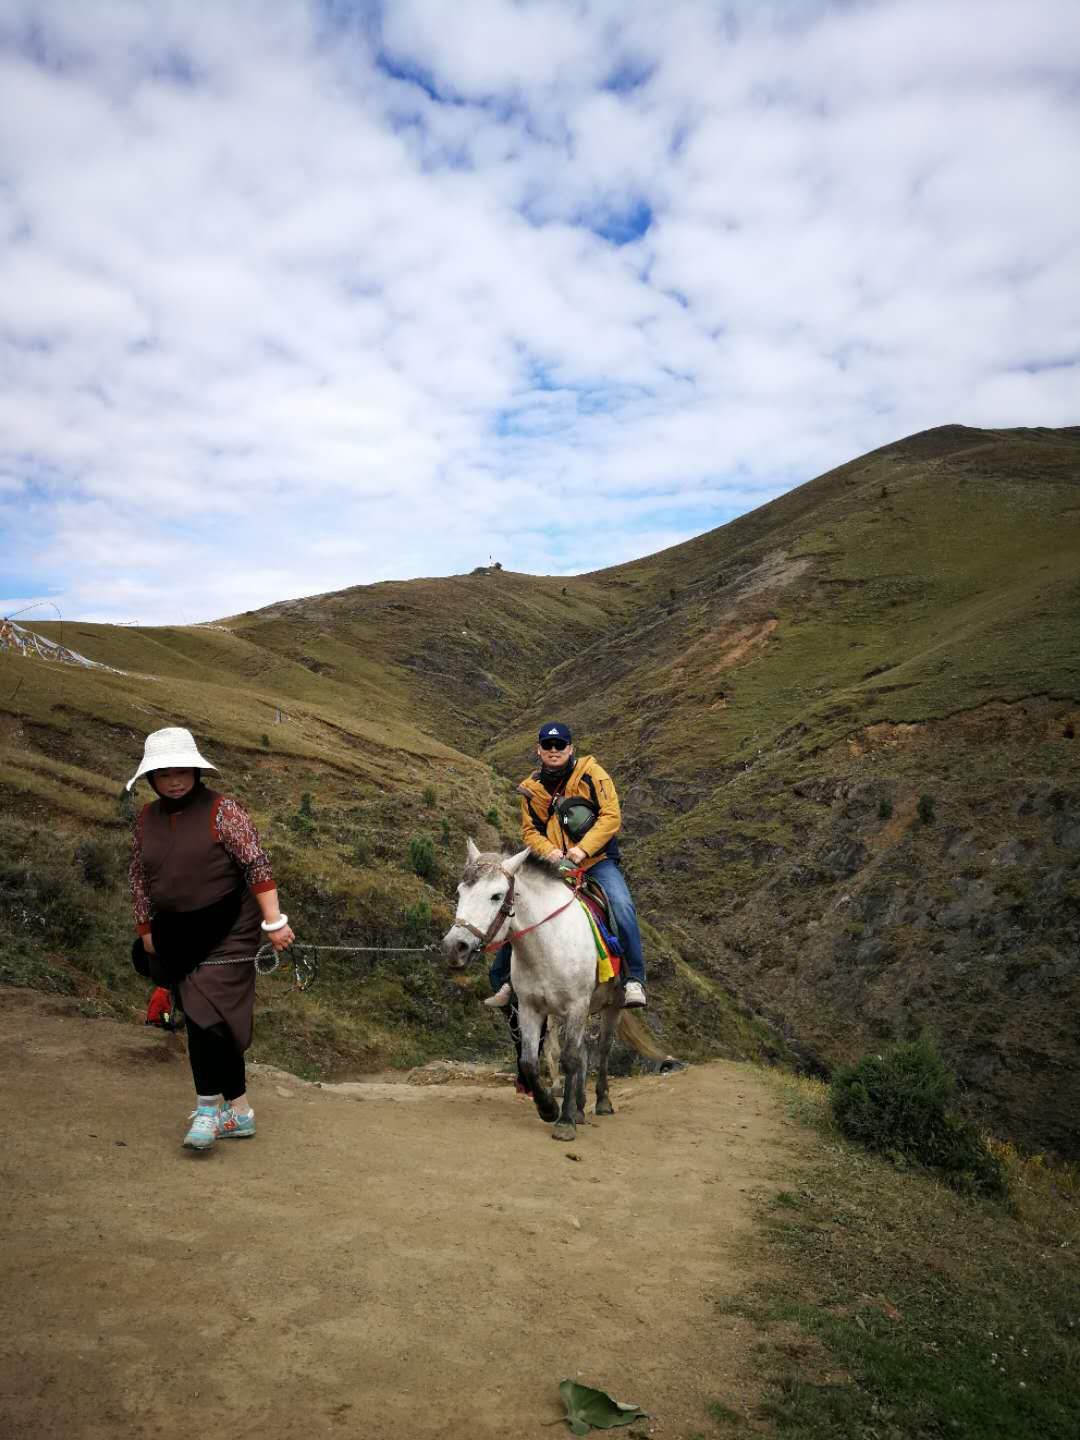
[595,1098,615,1116]
[552,1122,577,1142]
[537,1101,560,1123]
[574,1110,586,1125]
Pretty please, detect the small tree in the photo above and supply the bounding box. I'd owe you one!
[917,794,936,825]
[485,807,500,828]
[409,836,436,880]
[403,900,432,945]
[440,817,452,848]
[422,785,437,807]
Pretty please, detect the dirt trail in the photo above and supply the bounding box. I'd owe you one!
[0,988,807,1440]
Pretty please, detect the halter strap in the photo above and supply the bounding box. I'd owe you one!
[453,867,518,952]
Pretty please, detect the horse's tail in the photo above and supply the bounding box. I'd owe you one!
[617,1010,680,1066]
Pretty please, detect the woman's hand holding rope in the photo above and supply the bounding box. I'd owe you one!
[264,920,296,953]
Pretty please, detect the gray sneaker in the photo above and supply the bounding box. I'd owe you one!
[484,983,513,1009]
[622,981,647,1009]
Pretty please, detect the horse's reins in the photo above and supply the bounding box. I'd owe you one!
[454,865,586,953]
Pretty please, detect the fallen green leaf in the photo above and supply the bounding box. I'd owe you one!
[559,1379,648,1434]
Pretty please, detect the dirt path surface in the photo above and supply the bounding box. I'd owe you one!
[0,988,807,1440]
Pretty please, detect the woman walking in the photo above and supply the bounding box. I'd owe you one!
[127,727,295,1150]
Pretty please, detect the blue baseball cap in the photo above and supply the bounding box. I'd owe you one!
[538,722,572,745]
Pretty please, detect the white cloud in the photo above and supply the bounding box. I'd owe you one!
[0,0,1077,623]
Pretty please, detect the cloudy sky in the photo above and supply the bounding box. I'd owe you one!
[1,0,1077,625]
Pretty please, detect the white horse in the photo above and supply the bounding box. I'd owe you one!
[443,841,625,1141]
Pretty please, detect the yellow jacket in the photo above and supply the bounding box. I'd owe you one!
[517,755,621,870]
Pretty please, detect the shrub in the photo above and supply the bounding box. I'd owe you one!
[287,792,316,840]
[422,785,436,807]
[917,793,936,825]
[409,836,436,880]
[75,838,116,891]
[403,900,432,945]
[831,1038,1006,1197]
[877,797,893,820]
[440,817,451,848]
[485,807,500,827]
[261,733,270,748]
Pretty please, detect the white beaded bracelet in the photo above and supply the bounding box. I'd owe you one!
[260,913,289,933]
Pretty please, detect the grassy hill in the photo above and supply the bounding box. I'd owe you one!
[2,424,1078,1151]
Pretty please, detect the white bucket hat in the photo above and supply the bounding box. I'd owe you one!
[126,726,219,791]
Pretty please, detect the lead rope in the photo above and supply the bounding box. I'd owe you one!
[200,940,441,992]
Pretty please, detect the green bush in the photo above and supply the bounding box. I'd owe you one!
[422,785,436,807]
[440,817,451,848]
[485,807,500,827]
[288,792,316,840]
[917,793,936,825]
[403,900,433,945]
[75,838,117,891]
[831,1037,1007,1197]
[260,733,270,748]
[408,836,436,880]
[877,797,893,820]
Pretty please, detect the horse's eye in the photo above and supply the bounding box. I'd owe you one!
[491,892,501,902]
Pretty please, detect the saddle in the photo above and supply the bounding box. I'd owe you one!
[567,874,622,982]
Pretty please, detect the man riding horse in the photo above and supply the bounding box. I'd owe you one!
[486,721,647,1010]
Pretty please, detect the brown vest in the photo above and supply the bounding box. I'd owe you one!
[139,786,262,962]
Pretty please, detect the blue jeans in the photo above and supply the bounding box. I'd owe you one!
[488,858,646,990]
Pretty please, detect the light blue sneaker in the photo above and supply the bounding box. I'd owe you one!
[219,1104,256,1140]
[183,1104,220,1150]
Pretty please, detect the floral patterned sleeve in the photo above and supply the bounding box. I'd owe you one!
[215,797,275,893]
[129,812,152,935]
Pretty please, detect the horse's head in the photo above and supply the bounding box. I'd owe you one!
[442,838,531,967]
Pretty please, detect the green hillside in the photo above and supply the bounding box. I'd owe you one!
[2,424,1078,1151]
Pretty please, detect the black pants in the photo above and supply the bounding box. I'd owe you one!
[186,1018,246,1101]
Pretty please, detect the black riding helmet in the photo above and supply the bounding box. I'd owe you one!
[553,794,598,843]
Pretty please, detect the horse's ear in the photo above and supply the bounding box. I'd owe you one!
[466,837,481,863]
[502,846,531,876]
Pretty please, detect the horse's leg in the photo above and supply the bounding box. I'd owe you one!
[553,1004,588,1141]
[573,1027,587,1124]
[541,1016,561,1094]
[518,1005,559,1123]
[594,999,619,1115]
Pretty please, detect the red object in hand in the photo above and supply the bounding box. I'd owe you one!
[145,987,173,1028]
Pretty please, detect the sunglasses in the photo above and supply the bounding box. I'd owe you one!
[539,738,569,751]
